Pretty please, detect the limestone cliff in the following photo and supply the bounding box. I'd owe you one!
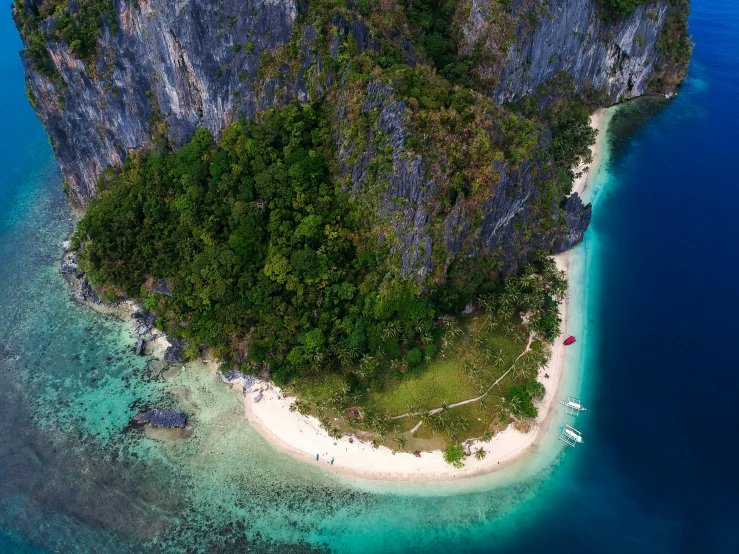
[463,0,685,103]
[16,0,299,206]
[13,0,688,281]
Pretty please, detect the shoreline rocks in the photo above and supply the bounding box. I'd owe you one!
[134,338,146,356]
[163,339,187,363]
[131,310,157,336]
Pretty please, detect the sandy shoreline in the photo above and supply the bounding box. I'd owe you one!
[235,109,609,482]
[573,109,607,197]
[238,252,569,482]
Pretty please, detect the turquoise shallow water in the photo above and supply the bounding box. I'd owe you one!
[2,1,738,552]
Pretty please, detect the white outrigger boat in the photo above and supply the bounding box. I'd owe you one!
[560,396,587,416]
[558,424,583,447]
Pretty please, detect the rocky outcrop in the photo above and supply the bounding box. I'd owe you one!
[17,0,299,207]
[464,0,676,103]
[133,409,187,428]
[163,339,187,363]
[15,1,684,208]
[335,81,591,282]
[15,0,684,284]
[134,338,146,356]
[555,193,592,252]
[131,310,157,336]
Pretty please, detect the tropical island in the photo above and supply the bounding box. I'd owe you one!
[14,0,690,474]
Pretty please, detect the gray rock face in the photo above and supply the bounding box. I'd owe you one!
[15,1,670,284]
[464,0,672,103]
[16,1,677,207]
[19,0,298,207]
[336,81,591,282]
[337,81,435,282]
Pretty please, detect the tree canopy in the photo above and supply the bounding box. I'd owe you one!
[77,104,442,384]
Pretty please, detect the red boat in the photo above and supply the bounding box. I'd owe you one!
[564,336,576,345]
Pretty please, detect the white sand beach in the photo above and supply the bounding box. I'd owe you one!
[233,110,610,482]
[573,109,607,197]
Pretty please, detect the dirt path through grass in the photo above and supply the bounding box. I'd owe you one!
[392,334,534,425]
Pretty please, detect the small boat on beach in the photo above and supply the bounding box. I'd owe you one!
[558,424,583,447]
[560,396,587,416]
[564,336,576,345]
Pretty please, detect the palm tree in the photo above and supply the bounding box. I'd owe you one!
[442,316,458,333]
[493,349,505,367]
[396,436,408,450]
[475,447,487,461]
[353,365,367,381]
[503,322,515,336]
[497,395,521,420]
[511,362,532,381]
[381,321,399,340]
[498,293,512,313]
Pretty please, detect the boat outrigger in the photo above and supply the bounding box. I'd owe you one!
[560,396,587,416]
[558,424,583,447]
[564,335,576,345]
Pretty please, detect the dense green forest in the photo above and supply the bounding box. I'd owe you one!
[78,105,443,384]
[77,100,565,382]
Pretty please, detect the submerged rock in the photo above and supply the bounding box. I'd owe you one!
[133,409,187,428]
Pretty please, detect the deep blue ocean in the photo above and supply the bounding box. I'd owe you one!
[1,1,737,552]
